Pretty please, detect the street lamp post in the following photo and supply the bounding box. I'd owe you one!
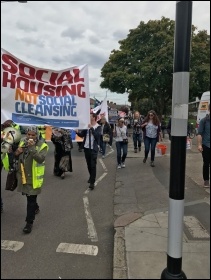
[161,1,192,279]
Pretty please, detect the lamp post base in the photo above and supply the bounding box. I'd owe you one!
[161,268,187,279]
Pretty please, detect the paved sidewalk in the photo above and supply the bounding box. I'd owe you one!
[113,136,210,279]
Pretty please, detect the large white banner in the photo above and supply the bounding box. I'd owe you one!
[1,48,90,129]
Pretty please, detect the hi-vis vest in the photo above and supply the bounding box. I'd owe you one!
[1,125,20,171]
[38,126,46,139]
[19,141,49,189]
[1,128,9,171]
[13,124,20,130]
[2,153,9,171]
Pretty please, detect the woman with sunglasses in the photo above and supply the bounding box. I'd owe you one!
[141,110,162,167]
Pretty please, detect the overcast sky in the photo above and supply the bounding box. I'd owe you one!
[1,1,210,105]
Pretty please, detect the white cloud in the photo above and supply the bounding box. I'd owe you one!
[1,1,210,105]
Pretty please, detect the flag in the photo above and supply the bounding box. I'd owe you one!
[92,104,102,114]
[99,96,109,122]
[94,97,101,107]
[118,111,126,118]
[91,96,108,122]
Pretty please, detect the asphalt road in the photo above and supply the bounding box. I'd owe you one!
[1,142,116,279]
[1,135,210,279]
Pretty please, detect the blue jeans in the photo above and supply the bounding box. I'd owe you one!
[116,141,128,165]
[100,136,107,156]
[144,136,157,161]
[133,133,142,149]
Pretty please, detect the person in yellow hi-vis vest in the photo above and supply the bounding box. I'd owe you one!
[1,120,21,213]
[14,126,49,234]
[37,125,46,140]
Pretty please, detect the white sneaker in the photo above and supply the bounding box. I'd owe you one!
[117,164,121,169]
[121,162,126,168]
[102,155,105,159]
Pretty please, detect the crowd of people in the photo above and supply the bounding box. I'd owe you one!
[1,107,210,234]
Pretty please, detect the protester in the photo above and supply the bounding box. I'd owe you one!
[1,120,21,213]
[131,111,143,153]
[160,117,167,139]
[114,118,128,169]
[166,117,172,140]
[141,110,162,167]
[197,104,210,188]
[76,113,101,190]
[14,126,49,234]
[108,123,115,147]
[51,127,73,179]
[99,116,112,158]
[77,141,83,152]
[37,125,46,141]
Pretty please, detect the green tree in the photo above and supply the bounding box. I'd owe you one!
[100,17,210,116]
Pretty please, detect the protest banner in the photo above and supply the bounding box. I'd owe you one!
[1,48,90,129]
[45,126,83,142]
[108,108,118,124]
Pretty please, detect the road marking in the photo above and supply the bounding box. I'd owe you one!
[83,196,98,242]
[99,159,108,172]
[106,148,114,156]
[84,172,108,194]
[1,240,24,252]
[56,243,98,256]
[95,172,107,186]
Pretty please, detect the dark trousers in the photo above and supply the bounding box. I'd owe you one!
[84,148,98,184]
[133,133,142,149]
[144,136,157,161]
[108,133,113,146]
[77,142,83,150]
[26,195,38,224]
[100,136,107,156]
[116,141,128,165]
[202,145,210,181]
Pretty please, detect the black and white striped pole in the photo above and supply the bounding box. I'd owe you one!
[161,1,192,279]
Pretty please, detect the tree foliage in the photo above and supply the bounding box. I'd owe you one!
[100,17,210,115]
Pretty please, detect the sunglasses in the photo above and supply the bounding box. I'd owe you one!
[149,113,154,116]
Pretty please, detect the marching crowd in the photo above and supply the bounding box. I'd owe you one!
[1,107,210,234]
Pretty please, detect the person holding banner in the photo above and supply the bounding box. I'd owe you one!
[51,128,73,179]
[14,126,49,234]
[75,113,101,190]
[1,120,21,213]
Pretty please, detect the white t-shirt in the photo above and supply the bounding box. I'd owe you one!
[84,123,100,149]
[115,125,127,142]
